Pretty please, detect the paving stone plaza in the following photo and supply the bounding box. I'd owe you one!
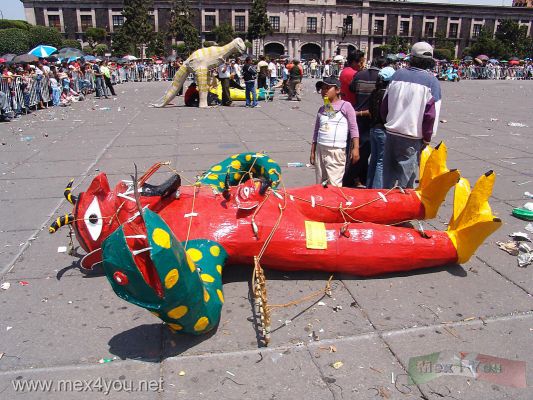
[0,79,532,399]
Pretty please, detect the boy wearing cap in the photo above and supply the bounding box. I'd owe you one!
[381,41,441,188]
[310,77,360,187]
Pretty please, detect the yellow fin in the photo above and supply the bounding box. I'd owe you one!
[446,171,502,263]
[416,142,461,219]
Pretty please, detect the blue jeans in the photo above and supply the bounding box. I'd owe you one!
[245,81,257,107]
[382,132,422,189]
[95,76,106,97]
[367,126,386,188]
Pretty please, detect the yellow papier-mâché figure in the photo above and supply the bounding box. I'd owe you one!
[153,38,246,108]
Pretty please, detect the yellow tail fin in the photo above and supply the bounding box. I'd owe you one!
[446,171,502,264]
[416,142,461,219]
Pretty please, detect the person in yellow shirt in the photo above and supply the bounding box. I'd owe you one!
[100,61,116,96]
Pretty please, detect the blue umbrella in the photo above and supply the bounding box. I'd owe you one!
[28,45,57,58]
[83,55,97,61]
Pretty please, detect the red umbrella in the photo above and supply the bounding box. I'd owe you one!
[0,58,6,63]
[508,60,520,66]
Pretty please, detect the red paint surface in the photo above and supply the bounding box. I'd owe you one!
[74,174,457,276]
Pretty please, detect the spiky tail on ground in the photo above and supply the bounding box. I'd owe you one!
[415,142,461,219]
[152,64,189,108]
[446,171,502,263]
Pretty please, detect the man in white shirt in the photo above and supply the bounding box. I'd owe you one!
[268,60,277,89]
[217,59,232,106]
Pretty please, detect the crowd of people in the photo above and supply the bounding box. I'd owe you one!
[0,42,524,193]
[310,42,442,191]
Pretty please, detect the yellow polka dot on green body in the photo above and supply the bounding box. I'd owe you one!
[167,305,188,319]
[207,173,218,180]
[187,248,202,262]
[268,168,277,175]
[216,264,222,274]
[201,274,214,283]
[268,158,274,163]
[230,160,241,170]
[245,154,252,161]
[211,165,222,171]
[219,181,225,189]
[152,228,171,249]
[186,254,196,272]
[168,323,183,331]
[194,317,209,332]
[210,245,220,257]
[234,173,241,180]
[164,269,179,289]
[204,288,210,302]
[217,289,224,303]
[231,154,238,159]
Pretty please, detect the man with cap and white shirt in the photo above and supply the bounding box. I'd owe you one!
[380,41,441,189]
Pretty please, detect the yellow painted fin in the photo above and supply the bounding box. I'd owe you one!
[416,142,461,219]
[448,177,471,231]
[446,171,502,264]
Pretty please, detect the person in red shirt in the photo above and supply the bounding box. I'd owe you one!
[339,50,364,106]
[184,82,199,107]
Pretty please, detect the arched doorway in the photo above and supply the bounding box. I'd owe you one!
[300,43,321,61]
[264,42,285,58]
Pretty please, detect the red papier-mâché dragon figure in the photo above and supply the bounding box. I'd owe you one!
[49,144,500,339]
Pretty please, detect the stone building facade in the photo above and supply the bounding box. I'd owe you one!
[20,0,533,59]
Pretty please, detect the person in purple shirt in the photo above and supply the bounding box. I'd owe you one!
[380,42,442,188]
[310,76,360,187]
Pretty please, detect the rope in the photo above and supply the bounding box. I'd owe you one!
[183,185,198,250]
[269,275,333,309]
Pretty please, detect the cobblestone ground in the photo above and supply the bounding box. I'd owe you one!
[0,79,532,399]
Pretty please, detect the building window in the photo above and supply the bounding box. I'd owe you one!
[425,22,434,37]
[112,15,124,28]
[472,23,482,38]
[47,15,61,30]
[269,16,280,32]
[307,17,317,33]
[449,23,458,38]
[399,21,410,36]
[80,15,93,32]
[343,16,353,34]
[373,19,384,35]
[234,15,245,32]
[205,15,216,31]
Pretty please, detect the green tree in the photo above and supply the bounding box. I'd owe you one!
[172,43,187,57]
[469,27,504,58]
[28,25,64,49]
[85,27,107,47]
[122,0,155,57]
[212,23,235,46]
[94,44,109,56]
[0,20,31,30]
[247,0,271,54]
[82,45,94,54]
[147,32,166,57]
[495,19,532,59]
[167,0,200,56]
[202,41,215,47]
[62,39,82,50]
[433,48,453,61]
[111,26,134,56]
[378,35,410,55]
[0,28,31,54]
